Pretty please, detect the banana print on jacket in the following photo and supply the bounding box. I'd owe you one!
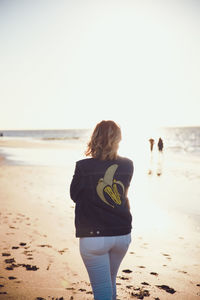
[96,164,125,208]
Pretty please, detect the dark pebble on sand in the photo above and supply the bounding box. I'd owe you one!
[36,298,46,300]
[78,288,86,292]
[141,282,150,286]
[197,284,200,287]
[119,276,129,280]
[38,244,52,248]
[2,253,11,257]
[46,298,63,300]
[122,269,132,273]
[19,242,27,246]
[131,289,150,299]
[58,248,68,255]
[154,298,160,300]
[8,276,17,280]
[126,285,133,289]
[156,285,176,294]
[12,246,19,249]
[150,272,158,276]
[6,266,14,270]
[5,258,15,264]
[22,264,39,271]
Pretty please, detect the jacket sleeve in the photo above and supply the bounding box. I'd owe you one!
[70,162,83,203]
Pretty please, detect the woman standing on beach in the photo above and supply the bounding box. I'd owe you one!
[70,120,134,300]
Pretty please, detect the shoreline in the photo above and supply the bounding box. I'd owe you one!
[0,139,200,299]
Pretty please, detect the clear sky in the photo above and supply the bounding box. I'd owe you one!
[0,0,199,130]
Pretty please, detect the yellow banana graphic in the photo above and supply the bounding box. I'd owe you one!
[96,178,114,207]
[112,182,121,205]
[104,185,119,204]
[96,164,125,207]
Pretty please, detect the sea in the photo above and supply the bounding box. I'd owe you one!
[0,128,90,141]
[0,126,200,161]
[0,126,200,182]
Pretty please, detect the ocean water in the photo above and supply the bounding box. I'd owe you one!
[0,127,200,166]
[0,129,90,141]
[159,126,200,156]
[1,127,200,154]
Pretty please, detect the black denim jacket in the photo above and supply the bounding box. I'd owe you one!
[70,156,134,237]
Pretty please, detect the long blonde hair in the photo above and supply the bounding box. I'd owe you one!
[85,120,121,160]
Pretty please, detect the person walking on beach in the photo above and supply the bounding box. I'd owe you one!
[149,138,155,152]
[70,120,134,300]
[157,137,164,152]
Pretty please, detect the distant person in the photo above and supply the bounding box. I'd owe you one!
[158,137,164,152]
[0,132,3,137]
[149,138,155,152]
[70,120,134,300]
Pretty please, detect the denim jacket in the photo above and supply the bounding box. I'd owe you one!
[70,156,134,237]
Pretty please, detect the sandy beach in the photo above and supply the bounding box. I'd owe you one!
[0,138,200,300]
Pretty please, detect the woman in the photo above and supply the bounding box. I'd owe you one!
[70,120,134,300]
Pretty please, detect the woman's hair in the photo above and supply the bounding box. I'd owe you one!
[85,120,121,160]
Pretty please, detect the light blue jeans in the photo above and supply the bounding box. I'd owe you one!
[79,233,131,300]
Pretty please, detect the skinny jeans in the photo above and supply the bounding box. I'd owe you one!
[79,233,131,300]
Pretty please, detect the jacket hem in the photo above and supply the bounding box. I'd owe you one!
[75,227,132,238]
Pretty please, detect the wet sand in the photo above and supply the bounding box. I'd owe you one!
[0,139,200,299]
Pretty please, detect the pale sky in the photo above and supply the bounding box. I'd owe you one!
[0,0,200,130]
